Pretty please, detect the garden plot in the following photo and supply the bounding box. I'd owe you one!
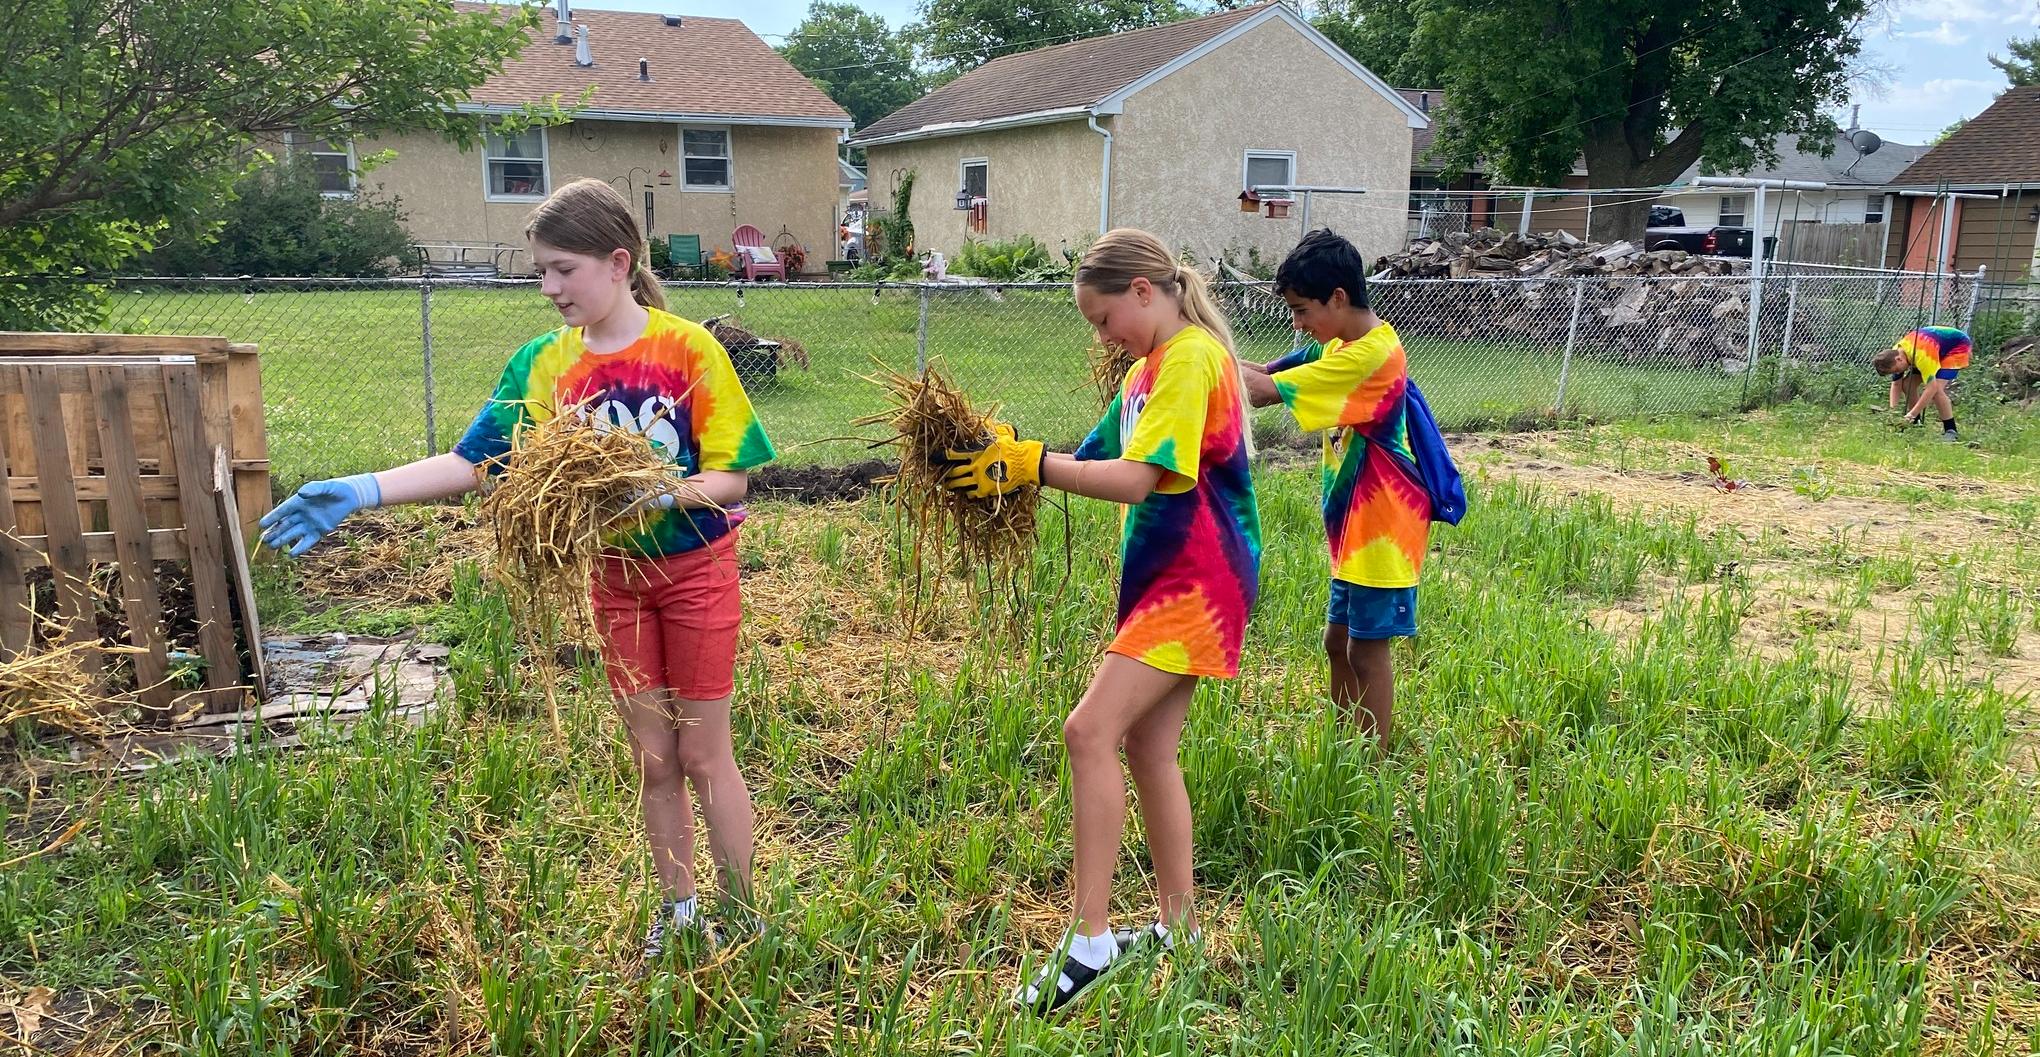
[4,412,2039,1054]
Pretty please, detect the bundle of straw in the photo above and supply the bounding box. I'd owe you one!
[0,639,110,738]
[858,366,1040,627]
[479,403,708,730]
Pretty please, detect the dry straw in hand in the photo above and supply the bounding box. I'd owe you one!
[858,366,1040,630]
[478,401,711,732]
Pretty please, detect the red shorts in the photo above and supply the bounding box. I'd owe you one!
[591,532,742,700]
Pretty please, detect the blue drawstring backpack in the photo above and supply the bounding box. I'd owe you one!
[1375,379,1466,526]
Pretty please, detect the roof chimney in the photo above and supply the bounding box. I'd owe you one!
[1848,103,1861,132]
[639,57,650,82]
[575,23,592,67]
[1420,91,1429,112]
[554,0,572,42]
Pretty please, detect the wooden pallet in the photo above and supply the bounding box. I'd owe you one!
[0,333,273,719]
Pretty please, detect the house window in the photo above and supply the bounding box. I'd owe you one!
[961,158,988,235]
[485,130,548,199]
[1243,150,1295,195]
[1718,195,1749,227]
[289,133,355,197]
[682,130,730,191]
[1865,194,1884,224]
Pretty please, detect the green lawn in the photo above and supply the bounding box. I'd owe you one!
[113,283,1790,490]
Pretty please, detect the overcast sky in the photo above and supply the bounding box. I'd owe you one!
[561,0,2037,147]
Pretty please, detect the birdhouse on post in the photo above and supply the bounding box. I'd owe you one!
[1238,189,1262,213]
[1264,198,1292,219]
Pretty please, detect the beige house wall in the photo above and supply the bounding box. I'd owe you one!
[1111,19,1413,266]
[358,120,842,274]
[863,122,1103,259]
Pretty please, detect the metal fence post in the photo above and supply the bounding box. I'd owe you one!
[1554,278,1586,415]
[1780,275,1799,362]
[916,284,930,375]
[420,276,438,457]
[1964,265,1987,329]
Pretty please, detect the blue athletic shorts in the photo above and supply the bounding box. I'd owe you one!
[1329,581,1418,639]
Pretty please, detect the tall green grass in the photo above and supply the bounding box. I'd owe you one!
[4,469,2036,1053]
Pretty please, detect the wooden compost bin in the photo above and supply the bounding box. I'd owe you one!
[0,333,272,717]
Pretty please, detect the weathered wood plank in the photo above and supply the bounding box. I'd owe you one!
[0,370,30,658]
[23,366,98,676]
[164,364,242,702]
[0,333,230,356]
[215,447,268,704]
[91,366,172,717]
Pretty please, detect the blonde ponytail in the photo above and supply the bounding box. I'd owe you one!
[1173,264,1235,355]
[631,261,668,310]
[1075,229,1236,355]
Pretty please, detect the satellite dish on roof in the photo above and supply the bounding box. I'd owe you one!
[1849,128,1882,156]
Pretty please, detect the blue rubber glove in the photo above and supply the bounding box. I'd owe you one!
[258,474,381,556]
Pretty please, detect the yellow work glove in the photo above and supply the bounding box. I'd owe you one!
[941,421,1043,499]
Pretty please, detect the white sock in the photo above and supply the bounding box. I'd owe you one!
[1066,928,1118,970]
[1152,921,1200,948]
[668,895,699,927]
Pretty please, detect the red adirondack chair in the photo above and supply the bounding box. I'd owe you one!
[732,225,786,281]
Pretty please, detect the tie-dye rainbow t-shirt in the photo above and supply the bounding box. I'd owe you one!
[1265,322,1431,589]
[455,308,775,558]
[1073,325,1261,679]
[1893,326,1972,378]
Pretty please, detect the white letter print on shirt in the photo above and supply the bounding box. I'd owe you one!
[586,394,683,455]
[1118,391,1149,453]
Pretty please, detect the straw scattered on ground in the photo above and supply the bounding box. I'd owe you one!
[0,639,108,739]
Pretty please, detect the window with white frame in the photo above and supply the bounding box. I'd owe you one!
[289,132,355,196]
[485,130,548,199]
[1718,194,1749,227]
[682,129,730,191]
[1865,194,1885,224]
[1243,150,1295,195]
[961,158,988,234]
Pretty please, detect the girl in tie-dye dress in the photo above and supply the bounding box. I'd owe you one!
[940,228,1261,1013]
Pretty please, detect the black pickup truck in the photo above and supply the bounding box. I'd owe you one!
[1646,205,1754,257]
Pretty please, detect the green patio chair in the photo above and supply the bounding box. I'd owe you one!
[667,234,704,277]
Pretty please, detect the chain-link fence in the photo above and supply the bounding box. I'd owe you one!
[42,263,1984,489]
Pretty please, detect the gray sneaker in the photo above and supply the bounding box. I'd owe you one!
[1942,429,1961,443]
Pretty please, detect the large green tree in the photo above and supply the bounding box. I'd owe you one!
[1990,34,2040,88]
[780,2,923,135]
[1399,0,1874,241]
[1311,0,1444,89]
[911,0,1201,82]
[2,0,546,329]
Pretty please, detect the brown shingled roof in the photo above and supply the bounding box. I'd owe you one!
[1890,85,2040,186]
[455,2,850,124]
[853,4,1272,142]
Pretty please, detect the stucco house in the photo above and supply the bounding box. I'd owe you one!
[849,2,1426,266]
[315,1,851,275]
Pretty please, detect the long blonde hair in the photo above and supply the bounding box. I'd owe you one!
[1074,228,1235,353]
[524,177,667,311]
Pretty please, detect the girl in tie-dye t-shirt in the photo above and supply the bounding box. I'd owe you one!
[938,228,1259,1014]
[258,179,771,966]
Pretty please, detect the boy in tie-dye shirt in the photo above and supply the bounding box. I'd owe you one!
[939,229,1258,1014]
[1872,325,1971,441]
[1244,229,1429,742]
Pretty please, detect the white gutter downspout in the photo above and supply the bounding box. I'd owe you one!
[1088,111,1113,235]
